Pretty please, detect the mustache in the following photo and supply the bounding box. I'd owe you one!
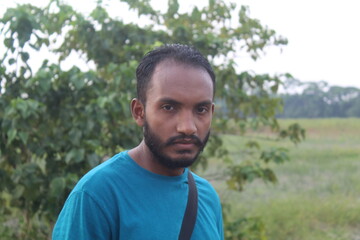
[165,135,203,147]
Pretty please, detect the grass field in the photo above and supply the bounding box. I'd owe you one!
[220,118,360,240]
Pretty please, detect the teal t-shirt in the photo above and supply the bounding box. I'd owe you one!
[52,151,224,240]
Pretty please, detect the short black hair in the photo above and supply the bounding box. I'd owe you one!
[136,44,216,104]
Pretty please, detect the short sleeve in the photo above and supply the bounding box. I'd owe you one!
[52,191,111,240]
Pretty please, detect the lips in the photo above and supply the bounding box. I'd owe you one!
[173,139,197,144]
[167,135,202,147]
[169,139,198,152]
[173,141,196,148]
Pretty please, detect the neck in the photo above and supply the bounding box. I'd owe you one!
[128,141,184,176]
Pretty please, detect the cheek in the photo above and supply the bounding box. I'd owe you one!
[146,116,174,138]
[146,109,176,128]
[196,117,212,133]
[148,115,173,129]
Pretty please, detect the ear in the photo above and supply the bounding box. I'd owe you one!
[131,98,145,127]
[211,103,215,114]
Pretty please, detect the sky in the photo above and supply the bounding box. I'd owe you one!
[1,0,360,88]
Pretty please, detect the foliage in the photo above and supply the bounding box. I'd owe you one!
[278,79,360,118]
[0,0,304,239]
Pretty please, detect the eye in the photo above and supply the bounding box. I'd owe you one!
[197,106,209,114]
[162,104,174,111]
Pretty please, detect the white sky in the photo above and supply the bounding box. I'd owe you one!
[1,0,360,88]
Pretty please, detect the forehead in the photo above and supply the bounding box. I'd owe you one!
[146,60,214,102]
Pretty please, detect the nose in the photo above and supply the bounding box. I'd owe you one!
[176,111,197,136]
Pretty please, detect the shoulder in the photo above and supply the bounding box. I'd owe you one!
[53,152,131,239]
[192,172,217,192]
[192,172,221,205]
[71,151,130,195]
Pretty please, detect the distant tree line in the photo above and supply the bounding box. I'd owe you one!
[277,79,360,118]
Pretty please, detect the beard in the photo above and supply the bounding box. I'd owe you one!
[143,121,210,169]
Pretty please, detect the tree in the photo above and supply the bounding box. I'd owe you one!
[278,79,360,118]
[0,0,304,239]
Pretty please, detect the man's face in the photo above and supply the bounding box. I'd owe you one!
[143,60,214,169]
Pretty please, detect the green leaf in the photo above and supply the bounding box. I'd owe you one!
[70,73,86,90]
[19,131,29,144]
[20,52,30,62]
[50,177,66,197]
[13,185,25,199]
[8,58,16,65]
[38,73,51,92]
[65,148,85,164]
[16,100,31,118]
[7,128,17,145]
[4,38,14,48]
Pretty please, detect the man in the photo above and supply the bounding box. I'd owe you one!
[52,44,224,239]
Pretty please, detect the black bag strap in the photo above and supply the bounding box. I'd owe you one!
[178,170,198,240]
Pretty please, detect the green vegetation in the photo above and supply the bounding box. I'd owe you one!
[219,118,360,240]
[0,0,305,239]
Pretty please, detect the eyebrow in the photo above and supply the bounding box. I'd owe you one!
[158,98,181,105]
[158,97,213,106]
[196,100,213,106]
